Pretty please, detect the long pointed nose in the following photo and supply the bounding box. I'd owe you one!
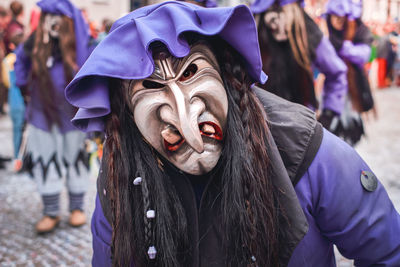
[167,82,204,154]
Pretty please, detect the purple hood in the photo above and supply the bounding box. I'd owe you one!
[250,0,304,14]
[325,0,362,19]
[65,1,267,132]
[37,0,90,67]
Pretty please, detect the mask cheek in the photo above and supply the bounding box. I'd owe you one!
[133,95,167,154]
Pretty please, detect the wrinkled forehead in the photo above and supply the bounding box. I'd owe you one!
[149,41,220,81]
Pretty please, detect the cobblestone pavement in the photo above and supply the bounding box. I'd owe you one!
[0,88,399,266]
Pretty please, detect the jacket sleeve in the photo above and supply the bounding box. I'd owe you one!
[339,40,371,67]
[14,44,31,88]
[92,194,112,267]
[300,129,400,265]
[313,37,348,115]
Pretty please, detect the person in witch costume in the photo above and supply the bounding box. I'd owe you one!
[325,0,374,146]
[250,0,348,132]
[65,2,400,266]
[14,0,91,234]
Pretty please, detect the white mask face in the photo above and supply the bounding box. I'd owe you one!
[128,43,228,175]
[44,14,62,39]
[264,10,288,42]
[330,14,346,31]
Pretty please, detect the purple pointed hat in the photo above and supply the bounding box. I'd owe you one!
[325,0,351,17]
[350,0,362,19]
[65,1,267,132]
[37,0,90,67]
[250,0,304,14]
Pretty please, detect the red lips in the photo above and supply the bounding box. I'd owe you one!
[163,121,223,152]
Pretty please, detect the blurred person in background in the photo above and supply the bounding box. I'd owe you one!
[14,0,91,234]
[81,7,98,44]
[2,30,25,170]
[96,18,113,44]
[325,0,374,146]
[4,1,24,55]
[393,23,400,86]
[250,0,348,133]
[29,6,41,34]
[386,31,399,86]
[376,22,397,88]
[0,6,12,168]
[0,6,10,116]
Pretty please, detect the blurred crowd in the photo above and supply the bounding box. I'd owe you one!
[0,1,111,171]
[367,20,400,89]
[0,0,110,232]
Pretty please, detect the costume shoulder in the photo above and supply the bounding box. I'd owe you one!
[253,86,323,185]
[293,129,400,265]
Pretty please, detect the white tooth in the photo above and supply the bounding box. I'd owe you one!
[202,123,215,134]
[161,128,181,144]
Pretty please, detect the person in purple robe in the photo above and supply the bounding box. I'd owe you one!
[65,2,400,266]
[325,0,374,145]
[250,0,348,133]
[14,0,91,234]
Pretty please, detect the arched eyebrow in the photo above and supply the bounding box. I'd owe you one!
[149,42,219,80]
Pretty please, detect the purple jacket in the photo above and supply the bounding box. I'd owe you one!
[314,37,348,114]
[290,130,400,266]
[90,90,400,266]
[339,40,371,68]
[14,45,78,133]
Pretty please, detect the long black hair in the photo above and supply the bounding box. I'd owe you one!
[105,36,284,266]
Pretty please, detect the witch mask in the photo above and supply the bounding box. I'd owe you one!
[263,6,289,42]
[127,43,228,175]
[43,14,62,43]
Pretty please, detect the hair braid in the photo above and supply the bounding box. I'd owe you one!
[214,38,279,266]
[224,50,259,264]
[134,151,154,254]
[105,82,125,265]
[105,79,189,267]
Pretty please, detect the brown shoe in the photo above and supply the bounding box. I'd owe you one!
[35,216,60,234]
[69,210,86,227]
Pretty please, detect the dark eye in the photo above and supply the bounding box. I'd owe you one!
[179,64,198,82]
[142,80,164,89]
